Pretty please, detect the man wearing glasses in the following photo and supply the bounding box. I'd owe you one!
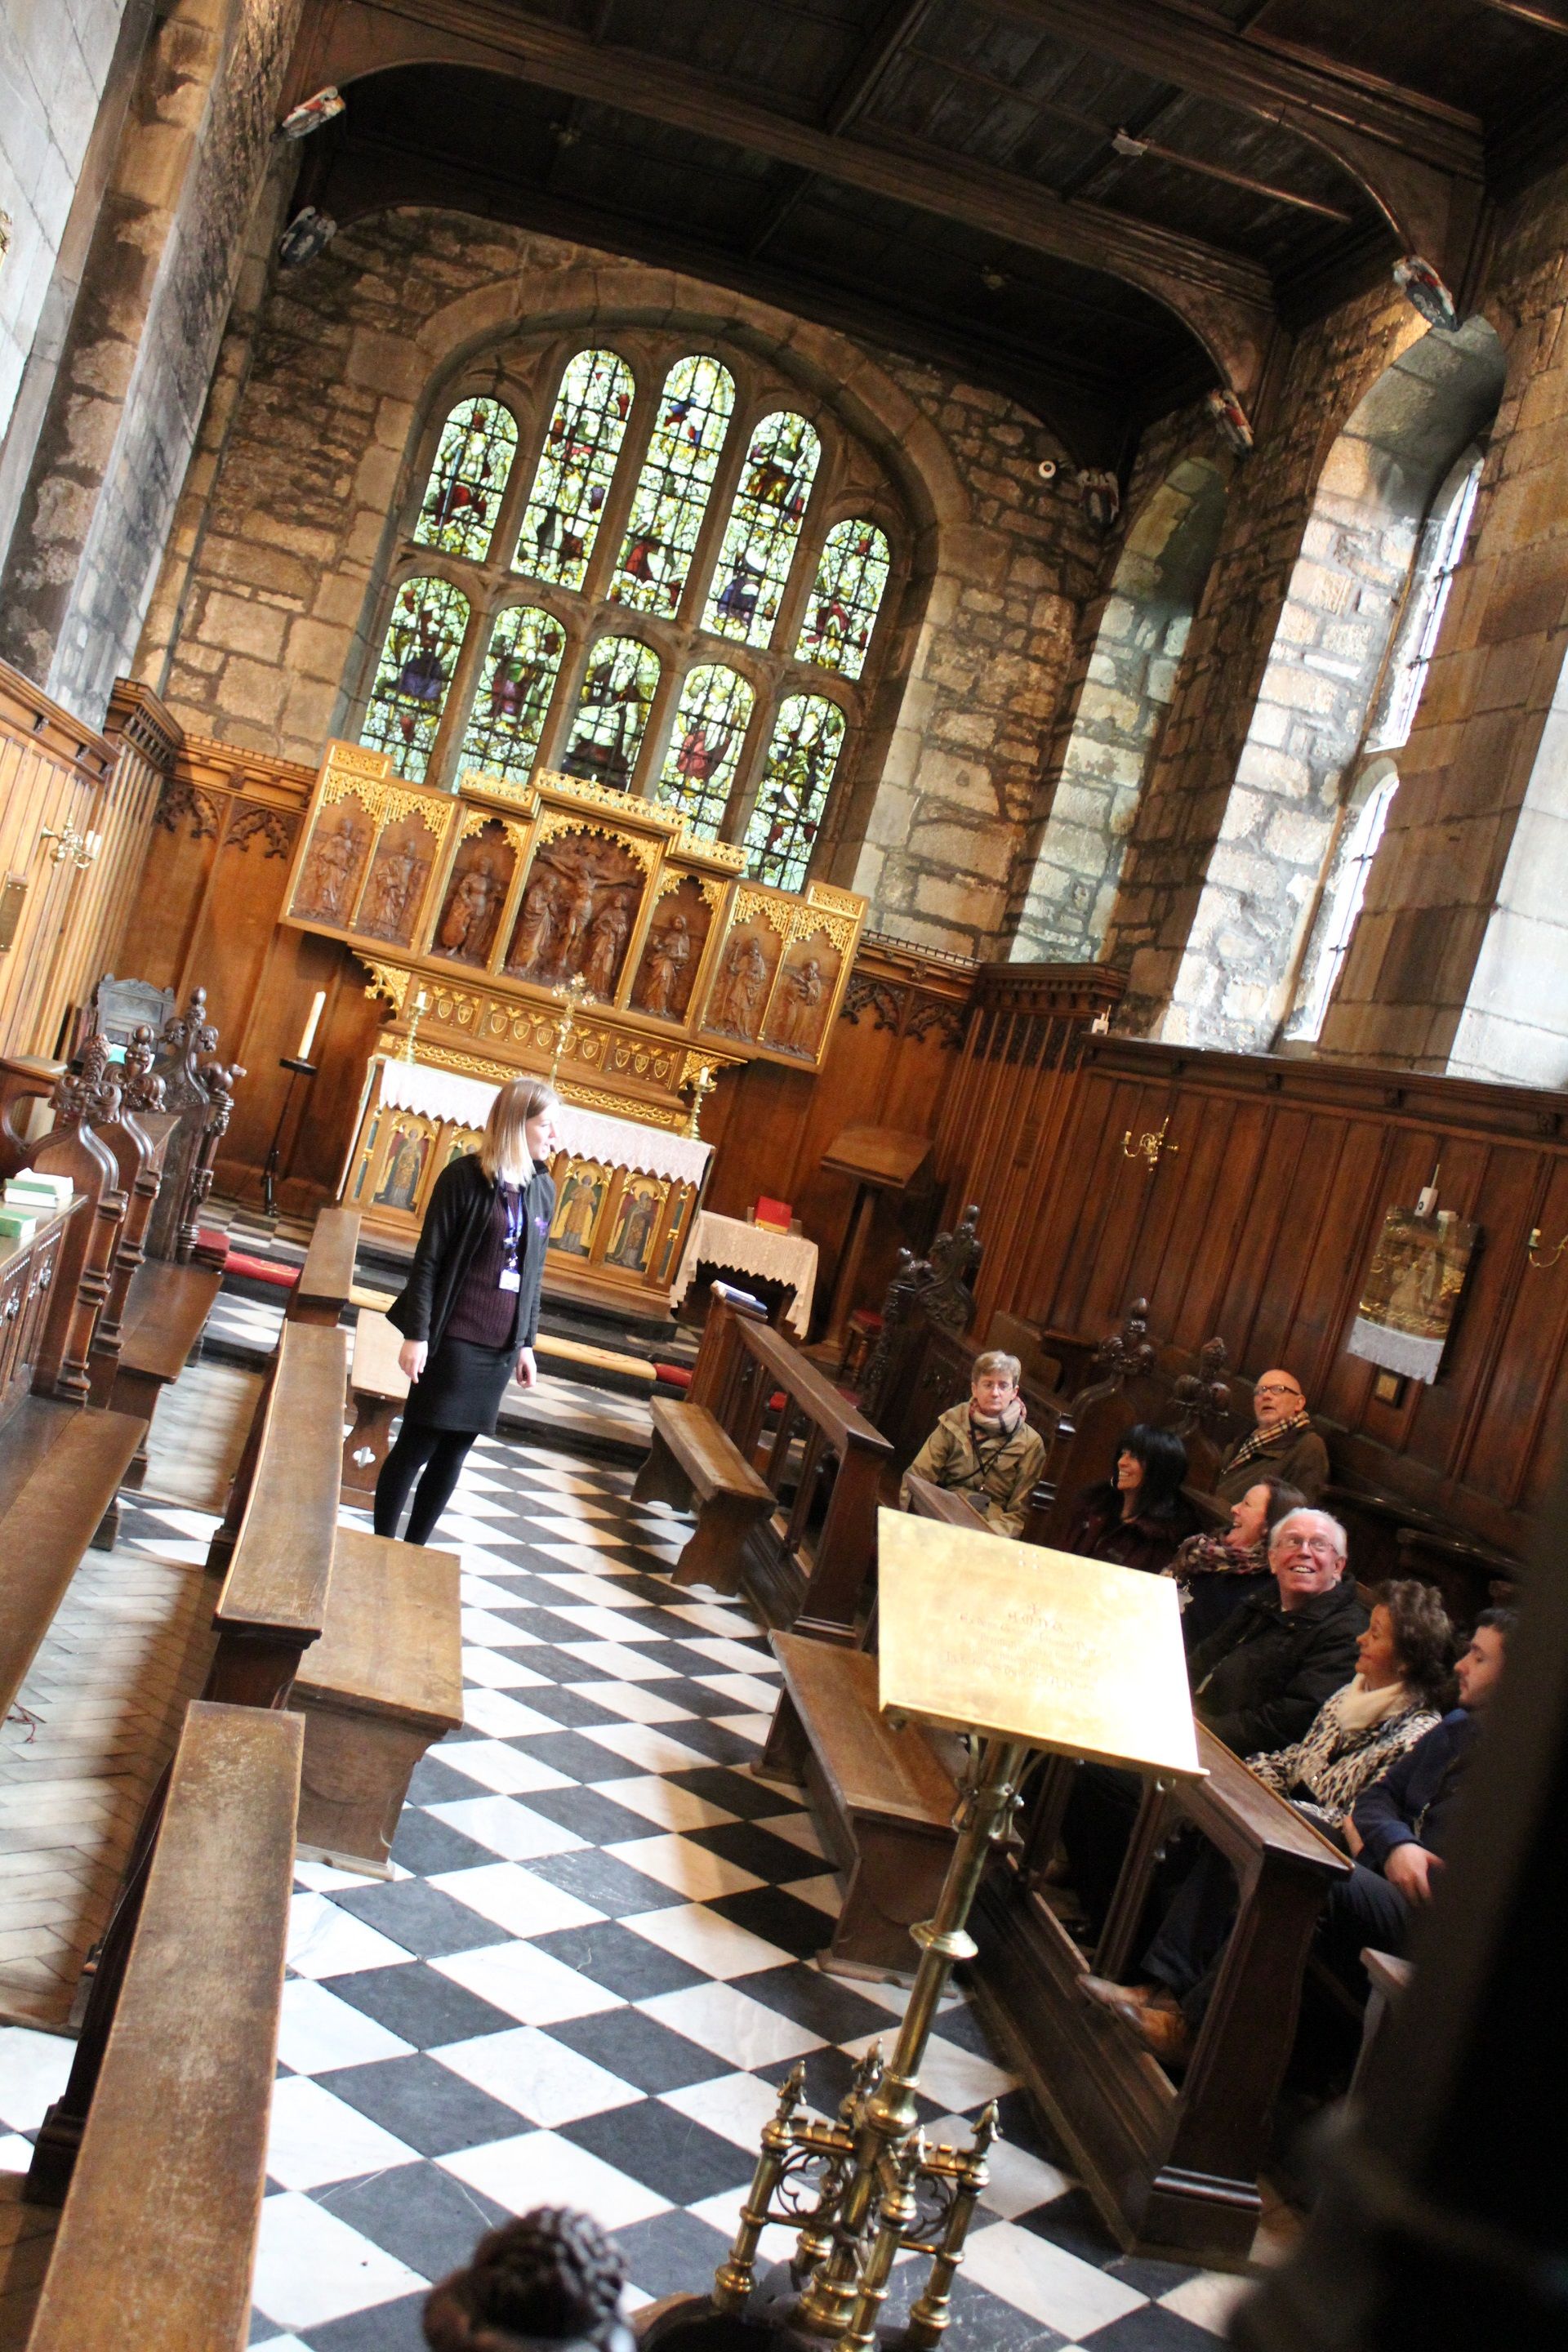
[1214,1367,1330,1504]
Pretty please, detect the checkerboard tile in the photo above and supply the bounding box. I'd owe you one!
[107,1431,1251,2347]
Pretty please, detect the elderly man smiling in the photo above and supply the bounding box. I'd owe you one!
[1214,1366,1330,1504]
[1188,1507,1368,1755]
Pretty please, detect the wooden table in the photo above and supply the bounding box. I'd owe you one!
[669,1209,819,1338]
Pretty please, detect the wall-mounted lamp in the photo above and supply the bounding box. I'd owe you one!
[1121,1114,1178,1172]
[1528,1224,1568,1271]
[38,825,101,870]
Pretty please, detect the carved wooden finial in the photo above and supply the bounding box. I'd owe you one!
[52,1036,122,1131]
[120,1023,167,1113]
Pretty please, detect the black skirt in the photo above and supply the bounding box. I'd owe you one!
[402,1334,516,1436]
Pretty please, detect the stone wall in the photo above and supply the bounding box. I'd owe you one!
[134,209,1101,957]
[0,0,132,447]
[0,0,302,727]
[1321,162,1568,1080]
[1006,436,1227,962]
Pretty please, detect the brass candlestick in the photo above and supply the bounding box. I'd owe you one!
[550,971,591,1083]
[401,985,429,1065]
[684,1060,716,1139]
[701,1738,1027,2348]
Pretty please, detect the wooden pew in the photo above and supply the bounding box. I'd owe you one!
[26,1701,301,2246]
[758,1477,980,1978]
[973,1731,1352,2265]
[632,1396,774,1592]
[292,1528,463,1875]
[662,1294,893,1636]
[287,1204,361,1325]
[144,987,242,1269]
[343,1304,407,1495]
[0,1049,131,1409]
[0,1374,145,1722]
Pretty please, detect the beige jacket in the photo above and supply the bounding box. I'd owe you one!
[901,1402,1047,1539]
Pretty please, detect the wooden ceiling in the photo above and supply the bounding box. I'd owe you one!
[286,0,1568,462]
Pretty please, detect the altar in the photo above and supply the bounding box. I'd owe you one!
[345,1055,711,1314]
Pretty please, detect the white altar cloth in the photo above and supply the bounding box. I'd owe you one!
[670,1208,818,1338]
[375,1057,712,1188]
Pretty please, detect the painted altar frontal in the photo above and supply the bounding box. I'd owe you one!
[283,740,866,1309]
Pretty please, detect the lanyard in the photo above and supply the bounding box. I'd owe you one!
[501,1186,524,1268]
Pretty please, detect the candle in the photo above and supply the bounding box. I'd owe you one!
[296,989,326,1060]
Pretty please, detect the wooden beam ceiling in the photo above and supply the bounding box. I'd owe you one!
[291,0,1280,398]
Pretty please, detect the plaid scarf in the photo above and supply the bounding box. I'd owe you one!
[1226,1405,1313,1478]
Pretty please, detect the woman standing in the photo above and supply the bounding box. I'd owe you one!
[375,1076,558,1546]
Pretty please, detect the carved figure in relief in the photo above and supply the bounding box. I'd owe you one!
[637,913,690,1018]
[581,894,631,998]
[774,953,825,1052]
[299,813,363,922]
[360,843,422,938]
[553,864,598,973]
[510,872,557,974]
[439,853,504,957]
[710,933,768,1036]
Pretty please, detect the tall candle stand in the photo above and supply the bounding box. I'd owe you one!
[550,972,591,1084]
[261,1056,318,1220]
[401,985,430,1065]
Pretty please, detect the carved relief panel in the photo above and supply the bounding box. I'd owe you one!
[702,897,787,1044]
[293,801,374,927]
[506,825,651,1000]
[630,875,716,1023]
[355,808,440,947]
[433,819,516,966]
[762,923,845,1061]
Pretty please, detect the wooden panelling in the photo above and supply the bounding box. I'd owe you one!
[1025,1039,1568,1558]
[0,667,168,1064]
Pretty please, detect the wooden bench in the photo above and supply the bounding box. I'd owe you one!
[343,1305,408,1495]
[973,1729,1352,2265]
[206,1321,349,1699]
[0,1396,148,1719]
[293,1526,464,1874]
[760,1631,960,1980]
[108,1255,222,1486]
[26,1701,301,2254]
[287,1204,362,1326]
[632,1397,774,1592]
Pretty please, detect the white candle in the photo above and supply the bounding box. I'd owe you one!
[297,989,326,1060]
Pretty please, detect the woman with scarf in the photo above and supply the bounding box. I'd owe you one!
[1066,1423,1199,1575]
[1164,1474,1305,1650]
[376,1077,557,1547]
[1082,1577,1455,2060]
[901,1350,1046,1539]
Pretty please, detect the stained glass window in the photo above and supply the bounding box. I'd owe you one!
[796,519,890,679]
[610,355,735,616]
[563,635,662,791]
[412,397,519,560]
[514,350,635,591]
[703,411,821,649]
[744,695,845,890]
[457,604,567,786]
[658,665,754,836]
[359,577,471,782]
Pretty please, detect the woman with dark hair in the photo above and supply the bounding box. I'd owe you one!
[1164,1475,1305,1650]
[1082,1577,1456,2061]
[1066,1423,1199,1575]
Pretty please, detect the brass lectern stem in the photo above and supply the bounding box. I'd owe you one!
[797,1737,1028,2337]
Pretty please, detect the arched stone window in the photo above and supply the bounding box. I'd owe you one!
[355,334,901,892]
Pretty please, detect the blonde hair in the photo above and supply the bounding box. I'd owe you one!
[480,1077,557,1185]
[973,1350,1022,1386]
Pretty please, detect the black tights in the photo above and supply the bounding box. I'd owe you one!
[373,1421,476,1545]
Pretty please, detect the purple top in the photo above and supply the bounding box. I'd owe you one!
[443,1183,525,1349]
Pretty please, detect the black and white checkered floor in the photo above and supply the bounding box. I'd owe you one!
[0,1433,1254,2351]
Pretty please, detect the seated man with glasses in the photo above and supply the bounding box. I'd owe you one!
[1187,1508,1367,1756]
[1214,1367,1330,1504]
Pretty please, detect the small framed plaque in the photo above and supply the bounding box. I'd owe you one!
[877,1509,1203,1780]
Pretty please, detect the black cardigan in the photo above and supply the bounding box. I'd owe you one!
[386,1152,555,1353]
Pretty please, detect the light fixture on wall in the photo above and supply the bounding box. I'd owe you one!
[278,207,337,270]
[38,824,100,871]
[278,87,345,139]
[1394,255,1459,333]
[1527,1223,1568,1270]
[1121,1113,1178,1171]
[1205,386,1254,456]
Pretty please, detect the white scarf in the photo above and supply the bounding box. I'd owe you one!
[1331,1674,1411,1735]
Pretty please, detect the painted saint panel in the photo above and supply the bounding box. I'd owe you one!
[373,1118,435,1214]
[550,1160,611,1258]
[605,1175,669,1274]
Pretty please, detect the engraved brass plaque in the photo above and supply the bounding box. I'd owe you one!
[0,873,26,953]
[876,1509,1202,1777]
